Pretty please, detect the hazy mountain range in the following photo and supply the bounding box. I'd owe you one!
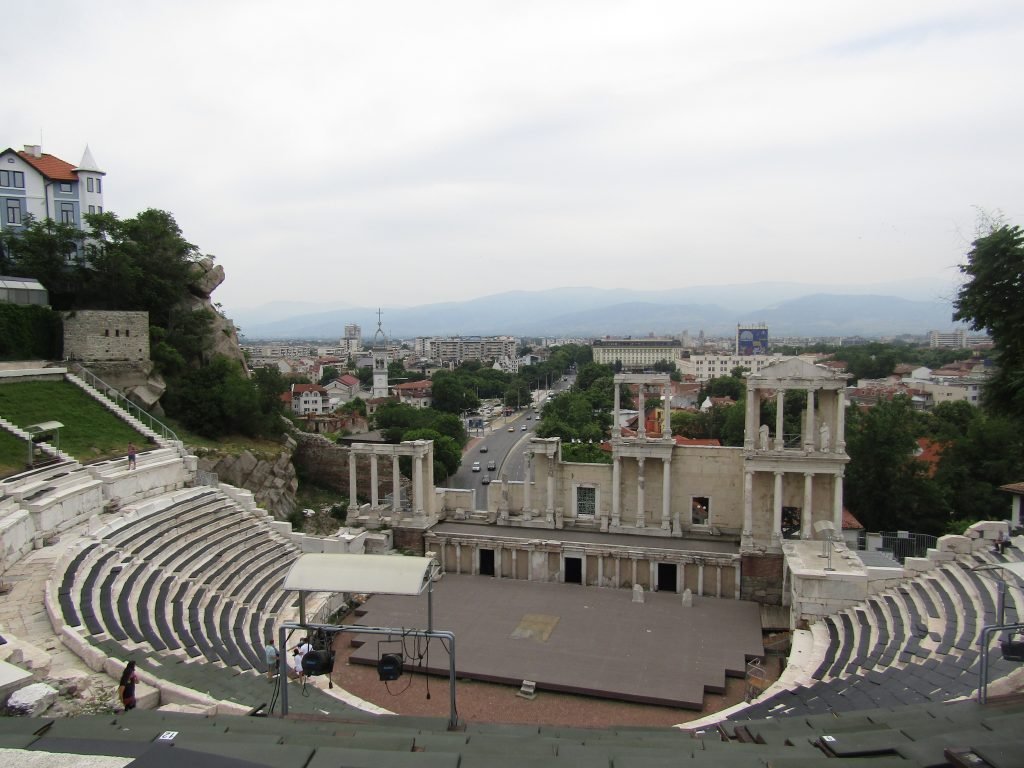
[231,278,968,341]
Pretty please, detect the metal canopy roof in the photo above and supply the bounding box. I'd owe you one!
[282,553,437,595]
[974,561,1024,583]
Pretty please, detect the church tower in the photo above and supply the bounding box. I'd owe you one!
[371,309,389,400]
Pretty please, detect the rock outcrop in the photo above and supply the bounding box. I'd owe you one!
[184,257,247,370]
[195,436,299,521]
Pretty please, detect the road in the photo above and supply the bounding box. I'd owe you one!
[448,376,574,502]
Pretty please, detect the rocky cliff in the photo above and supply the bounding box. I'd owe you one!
[195,436,299,520]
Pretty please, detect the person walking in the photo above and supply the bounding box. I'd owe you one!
[118,660,139,711]
[127,442,137,470]
[265,638,279,681]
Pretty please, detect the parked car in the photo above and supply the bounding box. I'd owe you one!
[521,425,527,431]
[487,460,496,471]
[480,446,488,453]
[481,474,491,485]
[507,426,514,432]
[471,462,481,472]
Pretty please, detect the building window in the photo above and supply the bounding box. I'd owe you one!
[691,496,710,525]
[5,198,22,225]
[576,486,597,518]
[88,205,95,214]
[1,170,24,188]
[96,178,102,193]
[59,182,73,193]
[87,177,94,192]
[59,202,75,224]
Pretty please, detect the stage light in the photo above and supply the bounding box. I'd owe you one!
[377,652,404,681]
[1001,638,1024,662]
[301,650,336,677]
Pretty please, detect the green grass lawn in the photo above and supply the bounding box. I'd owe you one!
[0,380,150,477]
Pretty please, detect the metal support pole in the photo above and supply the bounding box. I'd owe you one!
[277,620,459,729]
[978,621,1024,704]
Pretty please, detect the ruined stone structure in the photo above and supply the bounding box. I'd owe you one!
[424,360,850,604]
[62,310,149,363]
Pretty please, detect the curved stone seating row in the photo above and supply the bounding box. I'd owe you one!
[52,486,302,680]
[4,694,1024,765]
[737,535,1024,720]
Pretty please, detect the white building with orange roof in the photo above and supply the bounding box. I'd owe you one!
[0,144,105,236]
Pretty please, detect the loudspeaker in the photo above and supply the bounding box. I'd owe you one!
[377,652,404,681]
[301,650,335,677]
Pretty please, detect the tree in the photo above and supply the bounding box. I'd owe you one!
[319,366,339,385]
[954,222,1024,418]
[844,396,948,533]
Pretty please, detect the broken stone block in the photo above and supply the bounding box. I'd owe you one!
[7,682,58,716]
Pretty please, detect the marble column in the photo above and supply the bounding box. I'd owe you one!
[802,472,813,539]
[495,545,503,579]
[370,454,379,507]
[631,558,638,587]
[523,451,532,513]
[413,452,424,516]
[637,386,646,438]
[661,457,672,530]
[772,472,783,546]
[348,450,358,513]
[392,456,401,512]
[742,470,754,547]
[804,389,816,451]
[833,472,844,531]
[836,389,846,453]
[697,562,705,597]
[511,548,518,579]
[611,455,621,526]
[545,464,555,522]
[613,381,621,433]
[716,565,723,598]
[597,555,604,586]
[775,389,785,450]
[744,385,757,450]
[455,543,462,575]
[615,557,621,588]
[662,383,672,437]
[559,551,565,583]
[636,456,646,527]
[734,560,742,600]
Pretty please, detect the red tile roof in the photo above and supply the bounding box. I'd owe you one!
[339,374,360,387]
[914,437,948,477]
[673,436,721,446]
[842,508,864,530]
[292,384,328,395]
[16,150,78,181]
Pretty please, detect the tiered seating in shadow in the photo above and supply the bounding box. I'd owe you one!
[54,487,351,715]
[3,696,1023,766]
[735,543,1024,720]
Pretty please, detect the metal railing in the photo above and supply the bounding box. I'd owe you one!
[70,364,179,442]
[859,530,938,564]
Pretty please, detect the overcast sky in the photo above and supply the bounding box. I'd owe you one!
[7,1,1023,316]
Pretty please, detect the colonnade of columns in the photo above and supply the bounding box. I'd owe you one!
[609,453,674,530]
[741,468,844,546]
[434,537,740,599]
[745,386,847,454]
[346,442,432,519]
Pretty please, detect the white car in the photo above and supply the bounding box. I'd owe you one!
[471,462,481,472]
[521,425,527,431]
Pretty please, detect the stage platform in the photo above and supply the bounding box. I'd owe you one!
[346,574,764,709]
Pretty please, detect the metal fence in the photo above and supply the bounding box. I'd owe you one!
[858,530,938,564]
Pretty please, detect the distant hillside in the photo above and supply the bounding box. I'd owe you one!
[234,281,966,340]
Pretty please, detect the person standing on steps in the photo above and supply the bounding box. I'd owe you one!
[118,660,138,711]
[127,442,137,470]
[265,638,279,681]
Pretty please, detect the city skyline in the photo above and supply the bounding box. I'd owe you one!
[7,1,1023,317]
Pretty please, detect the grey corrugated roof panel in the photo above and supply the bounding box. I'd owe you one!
[283,553,437,595]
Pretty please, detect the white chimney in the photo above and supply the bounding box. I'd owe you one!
[23,144,42,158]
